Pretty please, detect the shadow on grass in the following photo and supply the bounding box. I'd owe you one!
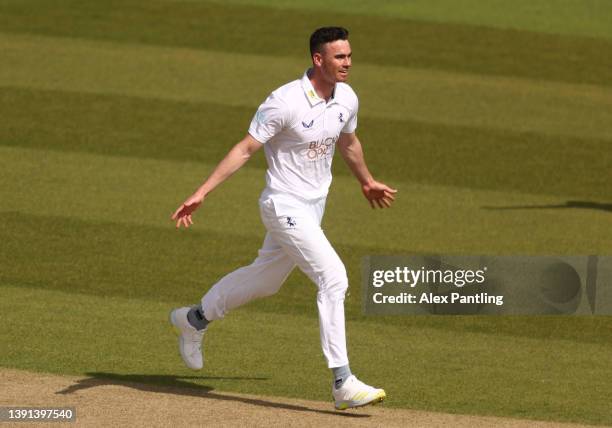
[56,372,370,418]
[482,200,612,213]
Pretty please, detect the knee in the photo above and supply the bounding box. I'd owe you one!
[255,282,284,298]
[318,263,348,297]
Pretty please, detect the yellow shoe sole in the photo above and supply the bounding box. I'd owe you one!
[335,390,386,410]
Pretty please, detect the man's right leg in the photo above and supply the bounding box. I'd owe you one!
[170,233,294,370]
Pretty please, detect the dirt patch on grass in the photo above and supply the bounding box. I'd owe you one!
[0,369,596,427]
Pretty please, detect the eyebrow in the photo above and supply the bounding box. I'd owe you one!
[334,52,352,59]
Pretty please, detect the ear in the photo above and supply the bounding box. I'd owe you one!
[312,52,323,67]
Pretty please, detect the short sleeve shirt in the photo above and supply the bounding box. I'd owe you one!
[248,70,359,201]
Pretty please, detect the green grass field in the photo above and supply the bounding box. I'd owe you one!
[1,0,612,425]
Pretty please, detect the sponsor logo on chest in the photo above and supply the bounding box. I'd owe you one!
[302,134,339,161]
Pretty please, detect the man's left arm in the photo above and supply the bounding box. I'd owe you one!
[337,132,397,208]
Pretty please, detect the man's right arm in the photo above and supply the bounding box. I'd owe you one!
[171,134,263,228]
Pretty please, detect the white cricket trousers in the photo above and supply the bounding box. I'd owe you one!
[201,192,349,368]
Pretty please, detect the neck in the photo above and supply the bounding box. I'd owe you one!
[308,68,335,101]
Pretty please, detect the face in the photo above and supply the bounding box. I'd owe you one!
[313,39,352,84]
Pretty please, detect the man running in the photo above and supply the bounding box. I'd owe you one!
[170,26,396,410]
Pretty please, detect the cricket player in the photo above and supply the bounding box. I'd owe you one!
[170,27,396,410]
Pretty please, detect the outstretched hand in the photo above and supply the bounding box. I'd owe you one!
[171,193,204,228]
[361,180,397,209]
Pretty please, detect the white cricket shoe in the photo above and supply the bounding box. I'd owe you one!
[169,307,205,370]
[332,375,386,410]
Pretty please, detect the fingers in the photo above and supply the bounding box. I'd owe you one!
[379,185,397,208]
[172,200,199,229]
[383,190,396,201]
[171,204,185,220]
[173,209,195,229]
[175,215,192,229]
[380,184,398,194]
[369,196,394,209]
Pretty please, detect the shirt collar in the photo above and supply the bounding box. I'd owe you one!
[301,69,336,107]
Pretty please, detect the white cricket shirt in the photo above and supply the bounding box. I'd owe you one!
[248,69,359,201]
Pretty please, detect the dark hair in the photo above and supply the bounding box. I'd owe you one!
[309,27,349,56]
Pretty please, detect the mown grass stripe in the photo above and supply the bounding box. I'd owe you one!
[2,145,611,260]
[3,33,611,142]
[1,86,610,201]
[0,211,264,303]
[195,0,612,40]
[1,1,612,86]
